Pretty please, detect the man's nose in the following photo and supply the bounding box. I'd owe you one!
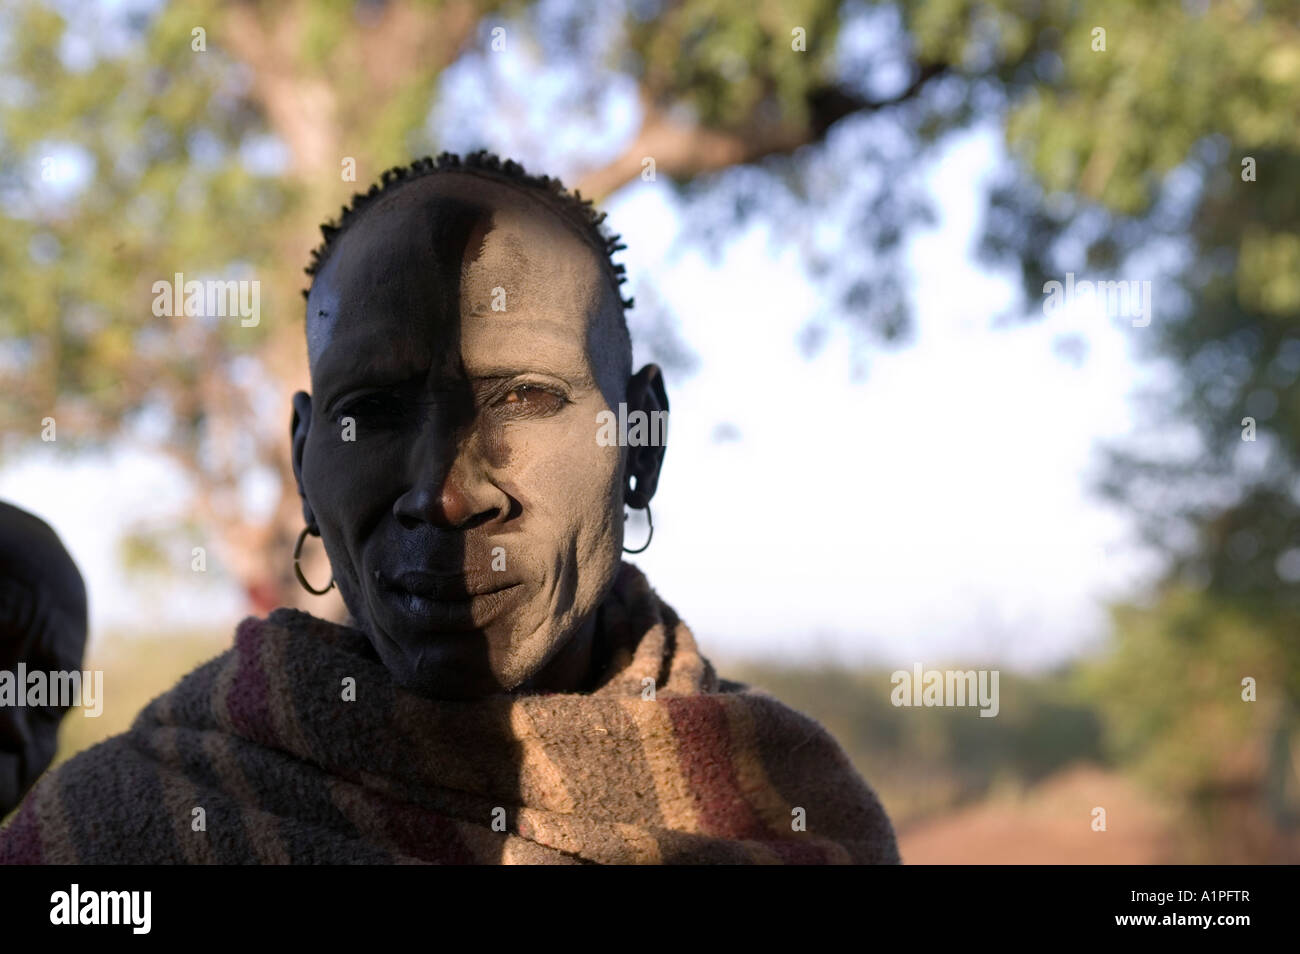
[392,423,505,530]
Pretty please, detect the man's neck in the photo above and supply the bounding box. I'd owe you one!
[514,610,604,695]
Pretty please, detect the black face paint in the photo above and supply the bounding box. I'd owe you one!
[293,173,652,700]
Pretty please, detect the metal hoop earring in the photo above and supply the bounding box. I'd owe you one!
[293,525,335,595]
[622,504,653,554]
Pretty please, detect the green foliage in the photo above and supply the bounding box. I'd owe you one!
[626,0,843,130]
[0,0,286,447]
[1078,587,1299,807]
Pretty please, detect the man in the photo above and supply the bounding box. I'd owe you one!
[0,502,88,819]
[0,151,898,864]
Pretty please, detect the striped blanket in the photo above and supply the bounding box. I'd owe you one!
[0,563,898,864]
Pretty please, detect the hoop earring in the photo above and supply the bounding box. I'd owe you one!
[622,504,653,554]
[293,525,335,595]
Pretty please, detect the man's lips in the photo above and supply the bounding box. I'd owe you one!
[370,573,523,633]
[374,570,518,602]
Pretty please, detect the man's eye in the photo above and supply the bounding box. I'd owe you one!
[493,386,565,416]
[334,392,406,422]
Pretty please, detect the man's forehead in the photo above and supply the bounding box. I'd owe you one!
[306,173,607,373]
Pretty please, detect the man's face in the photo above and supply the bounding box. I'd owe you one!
[294,174,633,699]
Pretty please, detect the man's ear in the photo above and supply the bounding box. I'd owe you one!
[290,391,316,528]
[624,364,668,510]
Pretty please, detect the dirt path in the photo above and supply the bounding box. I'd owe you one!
[897,764,1180,864]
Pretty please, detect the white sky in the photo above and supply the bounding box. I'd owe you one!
[618,127,1162,669]
[1,123,1166,670]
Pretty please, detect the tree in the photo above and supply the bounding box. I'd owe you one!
[1,0,504,609]
[0,0,958,609]
[2,0,1296,653]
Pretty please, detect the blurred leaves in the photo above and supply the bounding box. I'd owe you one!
[732,659,1105,825]
[1078,586,1300,828]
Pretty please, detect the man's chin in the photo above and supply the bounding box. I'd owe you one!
[363,626,517,700]
[378,641,462,694]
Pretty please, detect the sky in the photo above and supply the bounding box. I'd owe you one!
[0,4,1171,671]
[612,126,1163,670]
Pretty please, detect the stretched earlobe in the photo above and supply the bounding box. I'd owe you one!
[622,364,668,509]
[290,391,316,528]
[625,473,649,510]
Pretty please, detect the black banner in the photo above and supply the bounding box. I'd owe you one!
[0,863,1282,940]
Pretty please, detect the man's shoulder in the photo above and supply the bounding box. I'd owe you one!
[0,728,158,863]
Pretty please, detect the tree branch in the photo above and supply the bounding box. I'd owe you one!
[575,63,950,201]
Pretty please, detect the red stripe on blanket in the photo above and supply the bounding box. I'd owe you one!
[665,696,771,840]
[226,617,277,748]
[0,796,42,864]
[375,794,478,864]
